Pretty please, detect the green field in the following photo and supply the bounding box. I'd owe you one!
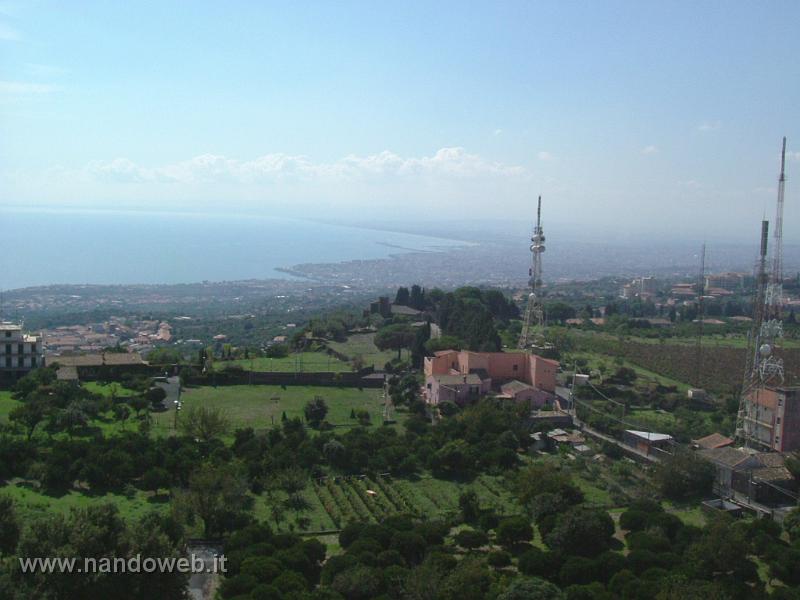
[257,473,521,534]
[1,480,165,523]
[327,333,398,368]
[0,390,20,423]
[81,381,140,397]
[213,352,352,373]
[153,384,391,434]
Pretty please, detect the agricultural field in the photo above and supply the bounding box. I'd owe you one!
[212,351,351,373]
[152,384,393,436]
[326,333,398,368]
[257,473,521,534]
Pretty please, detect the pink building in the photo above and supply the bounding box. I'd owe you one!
[424,350,557,393]
[425,373,492,406]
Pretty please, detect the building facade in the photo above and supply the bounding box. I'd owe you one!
[424,349,557,393]
[0,322,44,381]
[741,386,800,452]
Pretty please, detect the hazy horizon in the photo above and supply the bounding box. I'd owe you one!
[1,1,799,242]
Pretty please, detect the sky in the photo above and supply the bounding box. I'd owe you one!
[1,1,799,241]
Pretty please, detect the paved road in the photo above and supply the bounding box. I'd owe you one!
[186,544,223,600]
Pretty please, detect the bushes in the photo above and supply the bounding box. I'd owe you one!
[496,516,533,548]
[454,528,489,549]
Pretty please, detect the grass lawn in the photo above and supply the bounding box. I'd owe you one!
[213,352,352,373]
[1,480,166,523]
[327,333,398,369]
[0,390,20,423]
[574,475,615,506]
[82,381,140,397]
[627,408,678,431]
[663,502,707,527]
[154,384,391,434]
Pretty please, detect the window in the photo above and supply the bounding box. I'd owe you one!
[30,344,36,354]
[4,331,10,338]
[17,357,23,368]
[17,344,23,355]
[31,356,37,367]
[4,344,9,355]
[5,356,10,368]
[513,364,518,372]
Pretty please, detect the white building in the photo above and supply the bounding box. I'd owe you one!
[0,322,44,378]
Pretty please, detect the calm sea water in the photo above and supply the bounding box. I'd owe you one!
[0,208,464,289]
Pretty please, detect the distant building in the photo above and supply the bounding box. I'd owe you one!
[623,430,673,456]
[740,386,800,452]
[621,276,658,299]
[693,432,734,450]
[698,447,796,506]
[704,272,745,292]
[0,322,43,381]
[46,351,148,381]
[424,350,557,392]
[425,373,489,406]
[423,349,558,408]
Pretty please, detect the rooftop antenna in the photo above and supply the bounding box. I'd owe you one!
[519,195,546,348]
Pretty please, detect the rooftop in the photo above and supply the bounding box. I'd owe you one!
[433,373,483,386]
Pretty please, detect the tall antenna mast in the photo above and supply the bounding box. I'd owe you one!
[737,138,789,447]
[694,243,706,387]
[519,195,546,348]
[767,136,787,320]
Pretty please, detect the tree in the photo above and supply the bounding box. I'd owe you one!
[0,495,19,555]
[179,405,231,443]
[454,528,488,549]
[141,467,171,494]
[146,386,167,410]
[112,403,131,429]
[186,463,252,538]
[9,397,50,441]
[266,344,290,358]
[653,449,714,501]
[375,324,416,360]
[544,508,614,557]
[515,464,584,513]
[496,515,533,548]
[303,396,328,427]
[409,285,425,310]
[498,577,563,600]
[395,286,411,306]
[458,490,481,523]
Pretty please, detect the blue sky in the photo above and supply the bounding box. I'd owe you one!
[1,1,799,239]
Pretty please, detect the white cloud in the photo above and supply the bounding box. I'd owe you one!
[537,151,552,161]
[0,22,19,40]
[493,128,503,136]
[0,80,60,94]
[80,147,527,185]
[787,151,800,163]
[641,145,658,155]
[697,121,721,132]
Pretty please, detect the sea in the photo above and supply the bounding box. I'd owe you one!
[0,208,465,290]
